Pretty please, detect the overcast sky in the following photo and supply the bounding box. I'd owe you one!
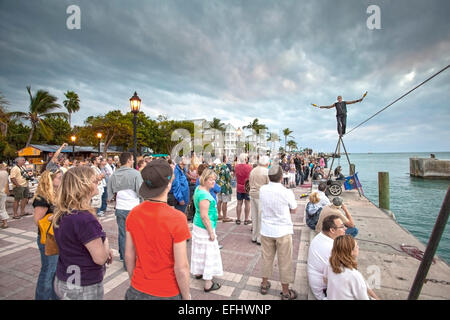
[1,0,449,153]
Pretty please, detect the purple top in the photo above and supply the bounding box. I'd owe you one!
[54,210,106,286]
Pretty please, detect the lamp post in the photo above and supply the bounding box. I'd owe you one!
[96,132,102,156]
[70,135,76,160]
[129,92,141,166]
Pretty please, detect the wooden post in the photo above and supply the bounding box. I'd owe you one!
[350,163,355,176]
[378,172,390,210]
[408,186,450,299]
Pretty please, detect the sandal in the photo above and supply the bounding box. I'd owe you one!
[194,275,203,279]
[217,215,223,220]
[1,224,8,229]
[244,220,252,225]
[280,289,298,300]
[12,216,21,220]
[204,281,221,292]
[235,219,241,225]
[222,217,233,223]
[260,281,271,295]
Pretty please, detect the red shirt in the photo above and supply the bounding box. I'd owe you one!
[235,164,253,194]
[126,201,191,297]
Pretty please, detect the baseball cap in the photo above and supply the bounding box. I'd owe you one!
[332,196,343,207]
[139,159,173,199]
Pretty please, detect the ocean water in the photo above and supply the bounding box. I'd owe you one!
[334,152,450,265]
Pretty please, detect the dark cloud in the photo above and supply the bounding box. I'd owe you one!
[0,0,449,152]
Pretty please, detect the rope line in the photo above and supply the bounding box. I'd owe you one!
[345,64,450,136]
[356,238,436,264]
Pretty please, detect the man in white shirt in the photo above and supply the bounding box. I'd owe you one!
[107,152,143,270]
[307,215,347,300]
[248,155,270,245]
[105,156,115,176]
[259,165,298,300]
[317,183,331,208]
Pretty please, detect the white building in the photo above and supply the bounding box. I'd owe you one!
[187,118,270,159]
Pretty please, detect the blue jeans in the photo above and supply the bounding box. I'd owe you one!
[100,187,108,212]
[35,234,59,300]
[346,227,359,238]
[115,209,130,269]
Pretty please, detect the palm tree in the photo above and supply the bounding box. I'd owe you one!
[209,117,225,132]
[9,86,68,147]
[282,128,293,151]
[63,90,80,127]
[287,139,298,152]
[243,118,268,134]
[244,118,268,154]
[267,132,280,154]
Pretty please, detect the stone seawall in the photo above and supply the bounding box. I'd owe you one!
[410,158,450,179]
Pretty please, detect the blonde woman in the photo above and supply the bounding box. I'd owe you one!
[325,235,380,300]
[191,168,223,292]
[305,192,323,230]
[53,166,113,300]
[32,169,62,299]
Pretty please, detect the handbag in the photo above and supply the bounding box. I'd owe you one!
[44,222,59,256]
[38,213,52,245]
[244,180,250,194]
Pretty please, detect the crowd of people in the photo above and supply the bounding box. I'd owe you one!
[1,141,378,300]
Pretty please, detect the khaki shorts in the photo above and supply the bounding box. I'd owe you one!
[217,193,232,203]
[13,186,29,201]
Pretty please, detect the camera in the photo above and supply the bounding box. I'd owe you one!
[21,170,34,181]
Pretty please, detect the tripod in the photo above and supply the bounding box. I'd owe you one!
[327,135,362,197]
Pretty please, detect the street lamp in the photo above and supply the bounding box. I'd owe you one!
[70,135,76,160]
[96,132,102,155]
[129,91,141,166]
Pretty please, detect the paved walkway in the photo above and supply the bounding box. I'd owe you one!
[0,184,313,300]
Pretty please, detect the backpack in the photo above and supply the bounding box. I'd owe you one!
[305,203,322,230]
[244,180,250,193]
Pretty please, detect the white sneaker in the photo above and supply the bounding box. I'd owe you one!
[218,244,223,249]
[97,211,105,217]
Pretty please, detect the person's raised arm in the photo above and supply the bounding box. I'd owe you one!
[341,203,355,228]
[317,103,335,109]
[50,143,68,163]
[346,92,367,105]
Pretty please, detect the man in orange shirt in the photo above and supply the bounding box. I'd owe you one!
[124,159,191,300]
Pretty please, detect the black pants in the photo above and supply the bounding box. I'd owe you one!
[336,114,347,135]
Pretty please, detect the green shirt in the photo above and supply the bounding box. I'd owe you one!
[193,187,218,230]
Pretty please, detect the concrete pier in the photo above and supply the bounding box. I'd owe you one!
[410,157,450,179]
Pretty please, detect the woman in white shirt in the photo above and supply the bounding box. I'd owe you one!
[325,235,379,300]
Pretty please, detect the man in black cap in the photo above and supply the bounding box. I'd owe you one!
[124,159,191,300]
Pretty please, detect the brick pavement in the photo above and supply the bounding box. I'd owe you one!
[0,184,313,300]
